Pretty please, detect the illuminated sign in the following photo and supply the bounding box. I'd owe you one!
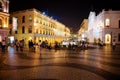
[12,17,18,31]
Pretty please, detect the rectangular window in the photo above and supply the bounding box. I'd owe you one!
[105,18,110,27]
[22,16,25,23]
[29,15,32,22]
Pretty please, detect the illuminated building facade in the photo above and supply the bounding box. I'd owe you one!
[9,8,71,45]
[0,0,9,42]
[88,9,120,44]
[78,19,88,41]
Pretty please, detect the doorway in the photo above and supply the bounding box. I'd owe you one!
[105,34,111,44]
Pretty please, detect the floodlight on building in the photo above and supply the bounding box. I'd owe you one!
[50,16,53,19]
[42,12,46,15]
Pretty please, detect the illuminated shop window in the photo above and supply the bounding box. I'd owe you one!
[105,18,110,27]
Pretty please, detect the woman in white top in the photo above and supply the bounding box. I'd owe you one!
[112,39,116,50]
[38,40,42,53]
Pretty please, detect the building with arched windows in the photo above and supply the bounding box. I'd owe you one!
[87,9,120,44]
[0,0,9,42]
[9,8,71,46]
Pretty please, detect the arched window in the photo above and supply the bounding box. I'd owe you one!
[36,29,38,33]
[105,18,110,27]
[22,26,25,33]
[22,16,25,23]
[29,15,32,22]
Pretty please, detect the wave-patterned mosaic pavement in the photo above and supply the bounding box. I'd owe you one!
[0,46,120,80]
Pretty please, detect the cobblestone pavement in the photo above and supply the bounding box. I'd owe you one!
[0,45,120,80]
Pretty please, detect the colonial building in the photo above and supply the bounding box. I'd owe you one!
[0,0,9,42]
[78,19,88,41]
[9,8,71,45]
[87,9,120,44]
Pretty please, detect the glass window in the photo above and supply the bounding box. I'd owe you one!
[29,15,32,22]
[22,16,25,23]
[105,18,110,27]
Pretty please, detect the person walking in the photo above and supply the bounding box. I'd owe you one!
[15,40,20,51]
[112,39,116,50]
[1,40,6,52]
[38,40,42,54]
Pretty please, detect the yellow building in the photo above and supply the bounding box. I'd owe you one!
[78,19,88,41]
[0,0,10,42]
[9,8,71,45]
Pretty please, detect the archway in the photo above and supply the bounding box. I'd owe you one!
[105,34,111,44]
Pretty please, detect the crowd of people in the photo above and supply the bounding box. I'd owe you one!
[0,39,118,53]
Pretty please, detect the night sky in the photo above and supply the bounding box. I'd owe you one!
[9,0,120,33]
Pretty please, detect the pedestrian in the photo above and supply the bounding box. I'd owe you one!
[15,40,20,51]
[33,41,36,52]
[1,40,6,52]
[19,40,24,52]
[112,39,116,50]
[38,40,42,53]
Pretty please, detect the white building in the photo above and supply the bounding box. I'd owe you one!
[88,9,120,44]
[78,19,88,41]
